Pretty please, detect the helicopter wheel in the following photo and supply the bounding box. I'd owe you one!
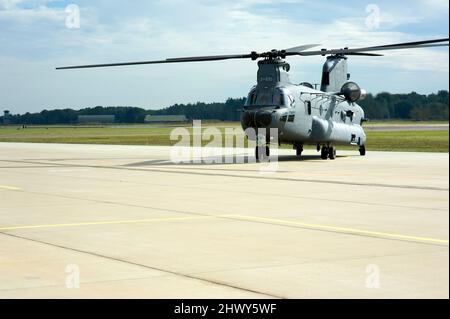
[296,144,303,158]
[320,146,329,160]
[255,145,270,163]
[359,145,366,156]
[328,146,336,160]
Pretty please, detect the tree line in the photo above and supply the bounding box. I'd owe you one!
[359,90,448,121]
[1,91,448,125]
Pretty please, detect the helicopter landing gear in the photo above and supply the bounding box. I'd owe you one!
[255,145,270,162]
[255,133,270,163]
[321,146,329,160]
[328,146,336,160]
[295,143,303,159]
[359,145,366,156]
[321,145,336,160]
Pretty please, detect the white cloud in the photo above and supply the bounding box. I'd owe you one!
[0,0,23,10]
[417,0,449,11]
[0,0,65,23]
[0,0,448,113]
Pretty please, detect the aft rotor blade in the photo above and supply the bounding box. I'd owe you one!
[56,54,252,70]
[345,53,384,57]
[370,38,450,49]
[298,38,449,56]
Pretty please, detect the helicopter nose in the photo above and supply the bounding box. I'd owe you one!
[242,110,273,128]
[242,111,254,128]
[254,110,273,128]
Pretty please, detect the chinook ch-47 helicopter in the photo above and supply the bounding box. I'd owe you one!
[57,38,449,161]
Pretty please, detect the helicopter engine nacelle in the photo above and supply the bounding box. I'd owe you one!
[340,82,366,102]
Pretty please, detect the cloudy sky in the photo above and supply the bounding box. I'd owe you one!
[0,0,449,113]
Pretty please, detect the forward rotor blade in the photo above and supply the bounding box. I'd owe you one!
[165,54,252,62]
[298,38,449,56]
[56,54,252,70]
[56,60,176,70]
[285,44,321,53]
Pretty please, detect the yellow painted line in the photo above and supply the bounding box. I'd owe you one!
[2,213,447,246]
[228,215,449,245]
[0,185,21,191]
[0,215,220,231]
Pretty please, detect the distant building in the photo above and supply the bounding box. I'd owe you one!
[144,115,188,123]
[78,115,115,124]
[3,110,11,125]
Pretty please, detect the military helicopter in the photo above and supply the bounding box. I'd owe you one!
[57,38,449,161]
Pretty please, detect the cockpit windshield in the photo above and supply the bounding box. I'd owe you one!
[246,88,288,108]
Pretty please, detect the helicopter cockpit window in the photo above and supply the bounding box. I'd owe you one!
[279,94,286,106]
[273,92,286,106]
[255,93,271,105]
[246,90,288,107]
[322,72,330,86]
[245,90,257,106]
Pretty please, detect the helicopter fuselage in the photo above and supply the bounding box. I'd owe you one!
[241,58,366,154]
[56,37,448,160]
[241,84,367,147]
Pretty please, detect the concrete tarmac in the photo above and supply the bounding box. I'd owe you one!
[0,143,448,299]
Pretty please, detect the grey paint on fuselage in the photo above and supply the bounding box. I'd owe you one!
[242,58,367,148]
[273,84,366,146]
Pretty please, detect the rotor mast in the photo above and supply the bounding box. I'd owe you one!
[257,58,292,87]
